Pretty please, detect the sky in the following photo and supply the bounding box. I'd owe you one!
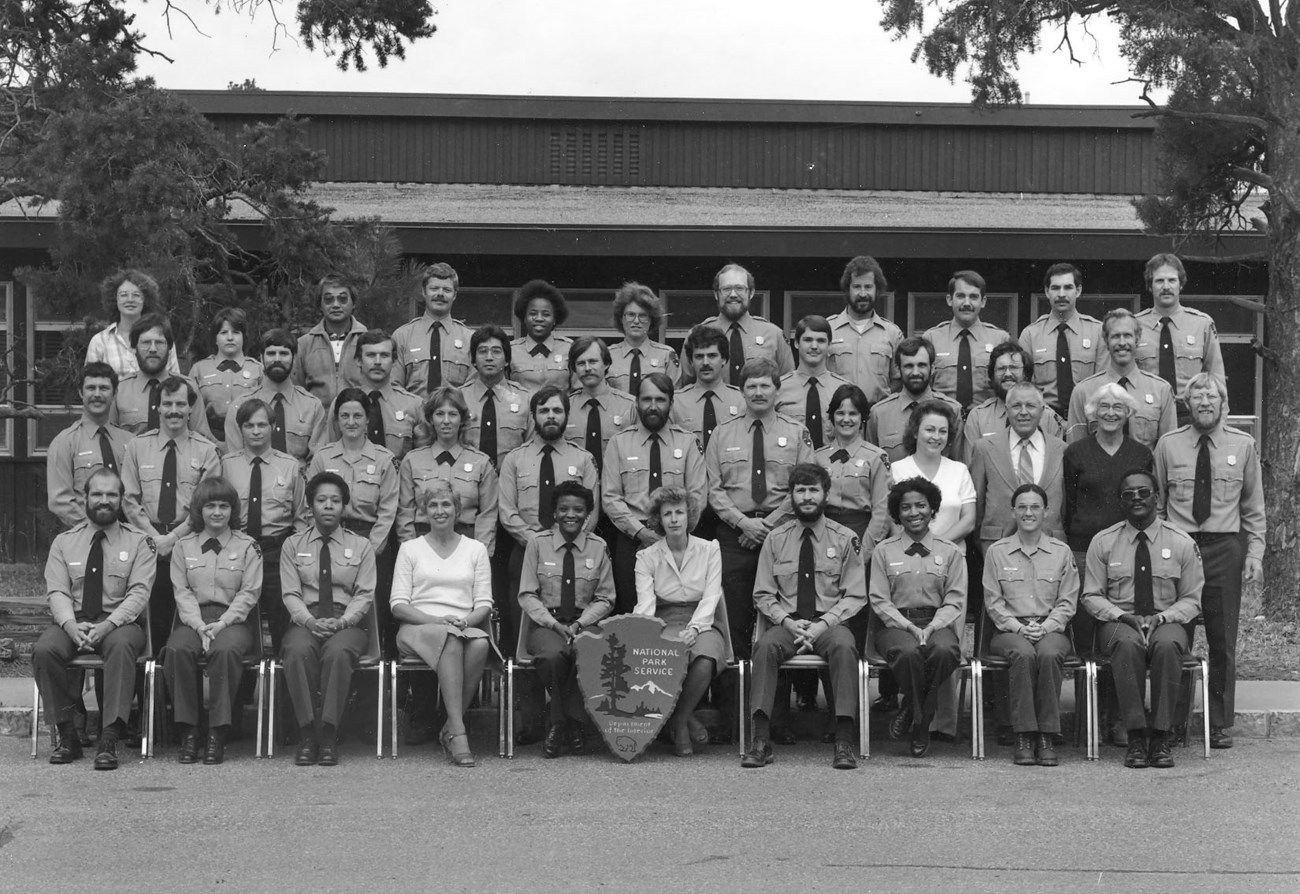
[128,0,1146,105]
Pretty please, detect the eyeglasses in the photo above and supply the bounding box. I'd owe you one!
[1119,487,1154,500]
[718,286,750,296]
[622,312,651,323]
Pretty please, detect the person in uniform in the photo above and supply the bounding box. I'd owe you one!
[678,263,794,385]
[962,341,1066,464]
[981,483,1079,766]
[327,329,423,462]
[111,314,213,439]
[121,376,221,655]
[602,372,706,612]
[1018,263,1106,418]
[460,324,535,470]
[1067,308,1176,449]
[392,262,474,395]
[607,282,680,395]
[47,362,133,528]
[517,481,615,757]
[869,476,967,758]
[85,269,180,378]
[162,476,262,764]
[565,335,636,478]
[671,325,743,541]
[1154,372,1264,749]
[826,254,903,406]
[816,383,892,550]
[293,274,368,407]
[1083,468,1204,769]
[921,270,1012,414]
[775,315,854,450]
[34,467,155,769]
[224,328,328,467]
[866,336,965,462]
[1134,253,1225,425]
[741,463,867,770]
[189,307,262,445]
[509,279,574,392]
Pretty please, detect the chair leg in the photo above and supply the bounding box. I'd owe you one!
[376,661,385,760]
[736,661,748,756]
[1198,659,1211,759]
[30,678,40,759]
[970,663,983,761]
[268,662,277,758]
[857,660,868,760]
[255,661,265,758]
[505,661,515,760]
[390,663,399,759]
[497,665,507,759]
[1089,662,1101,760]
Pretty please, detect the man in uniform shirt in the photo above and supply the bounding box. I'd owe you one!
[1135,253,1225,425]
[1068,308,1176,449]
[866,336,965,462]
[293,274,368,407]
[34,468,155,768]
[112,314,213,439]
[672,326,743,542]
[225,329,328,466]
[962,342,1066,464]
[826,255,903,405]
[461,325,535,470]
[328,329,423,462]
[1018,263,1106,418]
[776,315,854,450]
[602,373,707,612]
[742,463,867,770]
[922,270,1011,414]
[47,362,133,528]
[1083,469,1203,768]
[564,336,636,477]
[392,262,474,395]
[679,263,794,385]
[1154,373,1264,749]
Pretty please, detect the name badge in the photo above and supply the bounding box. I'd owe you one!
[1227,455,1237,466]
[673,448,683,459]
[650,358,660,367]
[453,339,463,349]
[755,336,765,346]
[832,338,845,344]
[889,561,903,567]
[1081,338,1091,349]
[510,403,520,413]
[202,373,218,380]
[411,346,423,353]
[395,410,405,421]
[585,558,594,569]
[1187,335,1196,345]
[826,547,836,558]
[544,561,556,567]
[1161,548,1172,559]
[344,548,353,559]
[1034,347,1047,353]
[366,464,376,475]
[297,552,312,558]
[1145,394,1154,404]
[142,464,155,471]
[69,561,82,567]
[729,406,738,415]
[77,450,94,457]
[777,437,788,447]
[119,551,129,562]
[567,465,578,476]
[936,352,951,358]
[626,455,639,461]
[726,446,741,452]
[1002,566,1018,572]
[463,462,474,472]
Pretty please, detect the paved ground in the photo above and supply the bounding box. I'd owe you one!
[3,731,1297,893]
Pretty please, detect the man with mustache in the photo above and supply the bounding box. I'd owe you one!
[294,274,369,407]
[776,315,854,450]
[327,329,423,462]
[47,362,133,528]
[111,314,213,440]
[391,262,474,395]
[1134,254,1224,426]
[922,270,1011,415]
[1018,263,1106,419]
[679,263,793,385]
[866,336,964,462]
[1067,308,1176,449]
[225,329,328,467]
[962,342,1065,464]
[826,255,903,405]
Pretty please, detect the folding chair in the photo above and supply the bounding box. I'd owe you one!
[502,612,543,760]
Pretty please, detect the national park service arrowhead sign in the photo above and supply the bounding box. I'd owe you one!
[574,615,688,762]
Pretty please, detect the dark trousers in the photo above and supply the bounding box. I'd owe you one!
[34,621,145,727]
[280,625,368,729]
[716,522,760,661]
[259,536,289,654]
[527,627,585,724]
[611,529,644,616]
[1196,533,1245,728]
[374,531,398,657]
[990,630,1072,734]
[148,556,176,657]
[877,626,960,721]
[162,613,254,728]
[749,624,858,719]
[1100,620,1187,733]
[490,524,517,658]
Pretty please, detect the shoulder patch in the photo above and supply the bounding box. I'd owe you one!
[801,428,814,448]
[145,536,157,555]
[850,536,862,556]
[881,454,891,471]
[250,540,262,556]
[694,437,704,455]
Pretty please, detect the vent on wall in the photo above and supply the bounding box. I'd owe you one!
[550,128,641,182]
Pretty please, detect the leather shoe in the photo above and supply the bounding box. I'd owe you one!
[1124,737,1150,769]
[48,737,83,765]
[889,701,913,740]
[294,735,319,766]
[1108,720,1129,747]
[1210,726,1234,749]
[1036,733,1059,767]
[909,724,930,758]
[871,693,899,714]
[93,738,119,771]
[1148,735,1175,769]
[318,740,339,767]
[1013,733,1036,766]
[567,724,587,755]
[178,730,200,764]
[203,731,225,765]
[542,723,564,759]
[832,740,857,770]
[772,726,797,746]
[741,737,774,768]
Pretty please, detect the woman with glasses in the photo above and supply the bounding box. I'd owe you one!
[607,282,680,395]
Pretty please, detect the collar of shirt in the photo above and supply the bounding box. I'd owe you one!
[422,312,453,330]
[1150,307,1187,329]
[795,518,829,543]
[306,526,346,546]
[723,313,753,332]
[944,319,984,337]
[196,530,234,551]
[612,340,645,358]
[902,388,939,410]
[1121,518,1168,544]
[549,529,591,552]
[152,429,192,449]
[1009,534,1048,558]
[635,425,666,445]
[309,318,366,338]
[794,368,829,384]
[579,385,613,405]
[527,436,567,455]
[1193,425,1223,446]
[837,310,882,329]
[1008,429,1046,453]
[902,532,938,554]
[1049,311,1080,331]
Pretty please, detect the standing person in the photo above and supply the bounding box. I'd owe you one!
[224,329,328,468]
[1068,308,1176,449]
[607,282,680,395]
[826,254,903,406]
[328,329,423,462]
[921,270,1011,414]
[47,362,133,528]
[509,279,574,392]
[866,337,964,462]
[889,400,976,545]
[85,269,180,378]
[1083,469,1203,769]
[962,341,1065,464]
[678,263,793,385]
[392,263,474,395]
[112,314,213,439]
[1134,253,1224,425]
[776,315,854,450]
[1018,263,1106,418]
[565,336,636,477]
[671,325,743,541]
[459,324,535,470]
[816,384,892,551]
[280,471,377,767]
[189,307,262,445]
[1154,373,1264,749]
[162,477,262,765]
[293,274,368,407]
[33,468,155,769]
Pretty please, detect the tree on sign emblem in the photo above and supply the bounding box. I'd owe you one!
[597,633,632,716]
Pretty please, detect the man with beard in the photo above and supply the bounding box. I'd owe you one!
[225,329,328,467]
[564,336,636,478]
[1134,254,1224,425]
[776,315,854,450]
[923,270,1011,415]
[741,463,866,770]
[47,362,133,528]
[34,468,156,769]
[392,262,474,395]
[112,314,213,439]
[1068,309,1176,449]
[866,336,964,462]
[328,329,423,462]
[1154,373,1264,750]
[963,342,1066,464]
[1018,263,1106,418]
[602,373,706,612]
[294,274,369,407]
[679,263,793,385]
[826,255,903,405]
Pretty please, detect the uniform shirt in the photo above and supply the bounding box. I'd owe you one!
[866,388,966,462]
[826,311,903,404]
[869,532,968,630]
[632,536,722,633]
[190,355,263,440]
[981,534,1079,635]
[753,517,868,628]
[607,340,680,394]
[510,334,574,392]
[565,386,637,468]
[293,317,368,407]
[391,314,474,394]
[1067,367,1176,449]
[602,424,706,539]
[670,382,744,444]
[775,368,855,446]
[220,449,305,540]
[46,520,156,628]
[704,411,815,528]
[170,529,263,627]
[305,441,399,552]
[327,382,424,460]
[459,377,534,467]
[121,429,220,536]
[397,443,498,549]
[499,437,600,544]
[679,313,794,382]
[1134,306,1225,396]
[111,372,214,440]
[814,438,893,552]
[1155,423,1265,562]
[1082,518,1204,624]
[921,319,1012,408]
[961,397,1066,464]
[1018,311,1107,411]
[224,382,329,466]
[280,526,376,627]
[517,530,615,628]
[86,323,180,378]
[46,415,134,528]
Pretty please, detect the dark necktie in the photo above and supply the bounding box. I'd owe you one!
[1055,322,1075,412]
[585,399,602,474]
[436,451,455,466]
[1117,377,1132,438]
[648,433,662,493]
[805,375,823,449]
[905,541,930,557]
[701,391,717,448]
[427,322,443,389]
[628,348,642,398]
[796,528,818,620]
[367,390,386,446]
[1193,435,1212,525]
[538,445,556,529]
[202,538,221,554]
[146,379,161,431]
[728,325,745,386]
[158,439,178,526]
[96,426,118,473]
[480,391,498,469]
[1158,317,1177,390]
[271,394,288,453]
[956,329,974,410]
[530,342,549,358]
[560,541,577,623]
[830,449,850,464]
[247,457,263,540]
[217,359,240,373]
[1134,530,1154,615]
[82,530,106,620]
[317,536,334,618]
[750,420,766,506]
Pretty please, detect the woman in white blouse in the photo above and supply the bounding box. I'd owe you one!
[889,399,976,542]
[633,486,726,756]
[390,482,493,767]
[85,269,181,377]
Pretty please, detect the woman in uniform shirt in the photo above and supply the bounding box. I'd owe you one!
[607,282,680,395]
[509,279,573,392]
[815,383,893,548]
[189,308,262,443]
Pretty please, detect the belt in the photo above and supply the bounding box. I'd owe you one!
[258,532,290,553]
[154,519,186,534]
[1190,531,1236,542]
[548,607,579,624]
[899,607,937,623]
[343,518,374,535]
[739,509,768,519]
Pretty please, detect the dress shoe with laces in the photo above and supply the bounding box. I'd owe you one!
[1148,734,1175,769]
[178,730,200,764]
[772,726,797,746]
[93,738,119,771]
[48,736,83,765]
[832,740,857,770]
[542,723,564,759]
[1124,737,1150,769]
[909,724,930,758]
[294,735,319,766]
[1013,733,1036,766]
[889,701,913,740]
[741,737,774,768]
[203,731,225,765]
[318,740,339,767]
[567,724,587,755]
[1210,726,1234,749]
[1036,733,1059,767]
